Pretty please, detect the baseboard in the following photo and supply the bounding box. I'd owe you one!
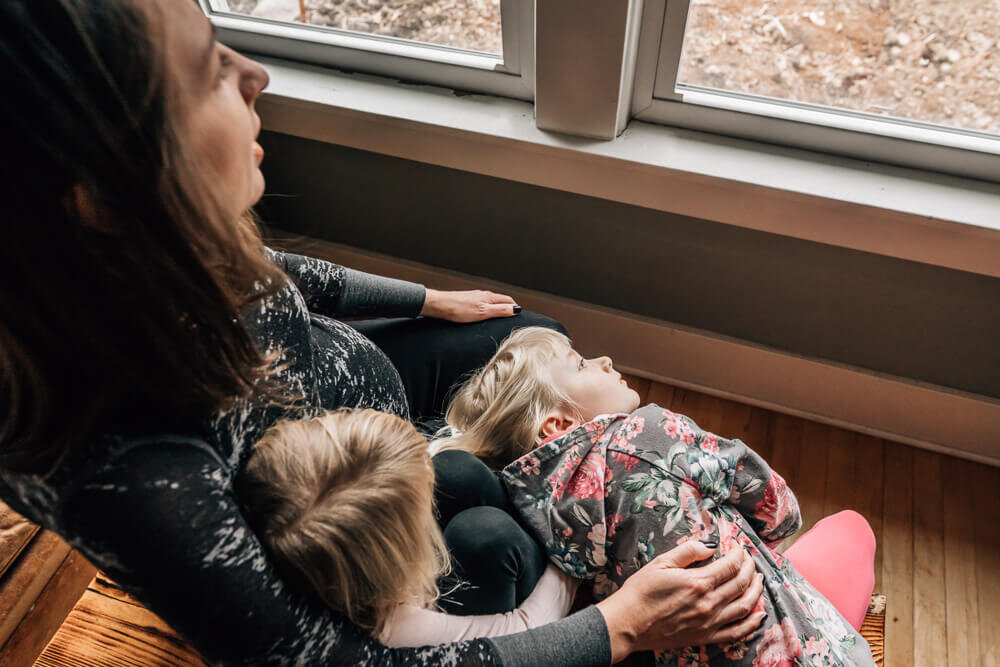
[269,232,1000,467]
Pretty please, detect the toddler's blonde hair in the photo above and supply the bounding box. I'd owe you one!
[440,327,579,469]
[238,409,448,636]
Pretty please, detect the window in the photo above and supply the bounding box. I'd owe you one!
[223,0,502,55]
[199,0,533,99]
[678,0,1000,136]
[633,0,1000,181]
[203,0,1000,182]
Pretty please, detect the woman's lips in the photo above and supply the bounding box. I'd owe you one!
[252,141,264,162]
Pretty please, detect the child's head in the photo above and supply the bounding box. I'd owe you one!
[444,327,640,468]
[238,409,448,635]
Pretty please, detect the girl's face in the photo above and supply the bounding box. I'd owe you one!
[160,0,270,220]
[549,344,641,422]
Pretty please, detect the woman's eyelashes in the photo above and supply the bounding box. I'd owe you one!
[216,50,232,84]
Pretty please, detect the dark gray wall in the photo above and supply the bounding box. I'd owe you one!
[257,130,1000,399]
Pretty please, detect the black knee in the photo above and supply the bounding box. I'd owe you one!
[433,450,509,528]
[442,506,547,613]
[510,311,569,338]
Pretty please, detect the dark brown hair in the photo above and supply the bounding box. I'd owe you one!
[0,1,288,474]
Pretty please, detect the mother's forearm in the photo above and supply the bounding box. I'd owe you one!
[266,247,425,318]
[336,267,426,318]
[489,606,612,667]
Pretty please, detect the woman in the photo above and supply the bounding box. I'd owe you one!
[0,1,763,664]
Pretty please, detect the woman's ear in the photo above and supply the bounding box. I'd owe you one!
[539,411,579,440]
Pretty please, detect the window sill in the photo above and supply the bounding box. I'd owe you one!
[256,55,1000,279]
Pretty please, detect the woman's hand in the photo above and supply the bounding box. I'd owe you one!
[420,288,521,323]
[595,541,765,662]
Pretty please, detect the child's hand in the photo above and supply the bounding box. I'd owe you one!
[595,542,765,661]
[420,288,521,323]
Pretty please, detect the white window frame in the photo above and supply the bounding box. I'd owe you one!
[632,0,1000,183]
[198,0,533,100]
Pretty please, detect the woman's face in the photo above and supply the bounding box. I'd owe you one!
[159,0,269,219]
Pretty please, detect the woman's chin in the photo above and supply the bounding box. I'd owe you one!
[249,172,266,206]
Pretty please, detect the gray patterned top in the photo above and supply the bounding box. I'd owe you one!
[0,249,611,666]
[502,404,874,667]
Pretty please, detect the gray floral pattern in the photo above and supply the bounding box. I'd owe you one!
[502,404,875,667]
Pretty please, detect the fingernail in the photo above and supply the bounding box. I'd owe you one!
[700,540,718,549]
[513,305,522,314]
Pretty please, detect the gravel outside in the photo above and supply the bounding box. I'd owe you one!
[231,0,1000,135]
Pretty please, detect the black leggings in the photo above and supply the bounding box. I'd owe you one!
[349,312,560,614]
[432,449,548,615]
[349,311,566,426]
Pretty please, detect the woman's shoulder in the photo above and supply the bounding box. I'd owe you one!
[1,430,232,526]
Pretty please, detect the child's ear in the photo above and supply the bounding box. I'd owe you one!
[539,412,579,439]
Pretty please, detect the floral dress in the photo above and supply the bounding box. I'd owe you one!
[500,404,874,667]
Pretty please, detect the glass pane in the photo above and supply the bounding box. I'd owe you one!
[224,0,502,55]
[678,0,1000,135]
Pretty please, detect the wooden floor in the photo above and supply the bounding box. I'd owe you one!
[32,575,206,667]
[33,377,1000,667]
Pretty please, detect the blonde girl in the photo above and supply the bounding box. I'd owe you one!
[441,327,878,666]
[238,408,578,646]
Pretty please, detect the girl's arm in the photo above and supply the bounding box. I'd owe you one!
[707,429,801,546]
[266,248,426,319]
[659,406,801,547]
[381,565,580,647]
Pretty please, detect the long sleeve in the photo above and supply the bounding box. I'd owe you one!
[381,565,580,647]
[667,408,802,547]
[266,248,426,318]
[725,438,801,546]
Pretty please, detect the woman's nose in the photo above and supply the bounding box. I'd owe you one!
[238,56,270,104]
[598,356,613,371]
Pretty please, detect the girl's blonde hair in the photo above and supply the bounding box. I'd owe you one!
[238,409,449,636]
[440,327,579,469]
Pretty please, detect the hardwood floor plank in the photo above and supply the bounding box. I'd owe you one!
[853,435,886,594]
[715,399,774,463]
[688,393,725,436]
[0,504,39,580]
[1,551,95,667]
[645,381,675,410]
[621,373,651,404]
[943,456,980,667]
[745,406,775,464]
[974,462,1000,667]
[715,399,750,441]
[90,576,147,609]
[768,414,805,554]
[667,387,700,422]
[35,579,206,667]
[822,427,858,518]
[882,441,914,667]
[767,413,803,488]
[783,420,830,550]
[911,449,947,667]
[0,533,72,649]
